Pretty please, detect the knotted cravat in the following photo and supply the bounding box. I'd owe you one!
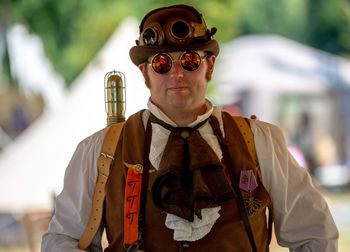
[150,114,235,221]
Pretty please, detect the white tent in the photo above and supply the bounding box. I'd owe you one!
[6,24,66,111]
[213,35,350,121]
[0,17,149,213]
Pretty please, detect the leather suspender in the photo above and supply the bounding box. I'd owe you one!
[78,122,125,250]
[233,115,273,251]
[232,116,257,166]
[232,116,258,252]
[210,115,258,252]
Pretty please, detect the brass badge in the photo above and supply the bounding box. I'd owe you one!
[240,170,261,216]
[244,195,262,216]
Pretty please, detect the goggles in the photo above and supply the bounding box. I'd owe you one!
[140,17,208,46]
[148,51,207,74]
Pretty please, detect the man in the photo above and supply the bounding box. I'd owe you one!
[42,4,338,252]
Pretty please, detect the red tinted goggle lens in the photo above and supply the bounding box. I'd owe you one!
[150,51,205,74]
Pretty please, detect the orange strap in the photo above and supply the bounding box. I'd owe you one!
[123,164,143,245]
[232,116,258,166]
[78,122,125,250]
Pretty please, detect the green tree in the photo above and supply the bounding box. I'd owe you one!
[4,0,244,85]
[3,0,350,86]
[238,0,350,57]
[305,0,350,56]
[9,0,137,85]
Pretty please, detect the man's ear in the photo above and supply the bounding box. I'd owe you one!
[208,55,216,72]
[138,63,151,88]
[206,55,216,81]
[139,63,146,76]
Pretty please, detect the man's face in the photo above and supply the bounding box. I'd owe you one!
[139,51,216,115]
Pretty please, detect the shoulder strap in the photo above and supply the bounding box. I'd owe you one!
[217,115,257,252]
[232,116,257,166]
[232,115,273,247]
[78,122,125,250]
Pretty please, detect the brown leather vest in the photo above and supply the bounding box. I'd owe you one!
[104,111,272,252]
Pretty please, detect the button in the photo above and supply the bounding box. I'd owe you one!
[250,114,257,119]
[180,130,190,139]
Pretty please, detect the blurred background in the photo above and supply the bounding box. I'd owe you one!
[0,0,349,251]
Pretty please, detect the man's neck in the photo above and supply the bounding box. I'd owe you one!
[147,99,213,127]
[165,106,207,127]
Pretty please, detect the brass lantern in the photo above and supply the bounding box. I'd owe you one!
[104,70,126,125]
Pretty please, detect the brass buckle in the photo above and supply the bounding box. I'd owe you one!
[100,152,114,160]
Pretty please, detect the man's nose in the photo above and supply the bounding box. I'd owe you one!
[170,61,184,77]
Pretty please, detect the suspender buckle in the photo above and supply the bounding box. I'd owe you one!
[100,152,115,160]
[98,152,115,177]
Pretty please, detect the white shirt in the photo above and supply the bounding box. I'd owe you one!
[42,101,338,252]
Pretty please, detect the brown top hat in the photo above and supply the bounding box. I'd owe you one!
[129,4,219,66]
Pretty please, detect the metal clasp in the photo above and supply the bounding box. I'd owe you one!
[100,152,115,160]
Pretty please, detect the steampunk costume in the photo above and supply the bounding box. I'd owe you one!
[42,4,338,252]
[42,103,338,252]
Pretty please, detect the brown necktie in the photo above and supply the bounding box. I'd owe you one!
[150,114,235,221]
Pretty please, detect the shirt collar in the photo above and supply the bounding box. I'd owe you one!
[147,99,214,127]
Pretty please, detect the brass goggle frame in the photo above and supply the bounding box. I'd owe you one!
[139,17,208,46]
